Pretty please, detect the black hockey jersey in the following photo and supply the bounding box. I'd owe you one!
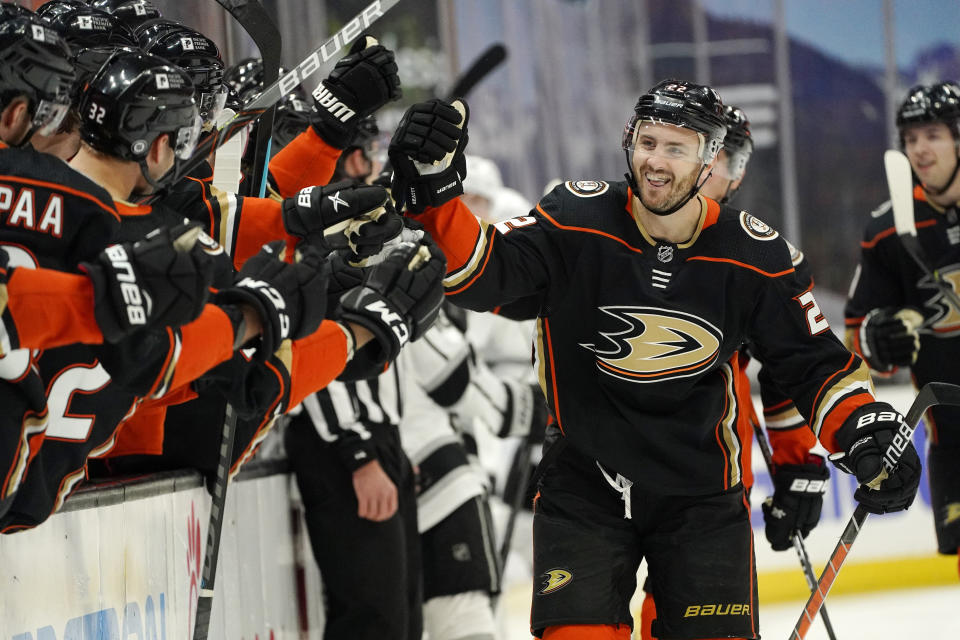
[845,186,960,441]
[0,143,119,515]
[418,180,874,495]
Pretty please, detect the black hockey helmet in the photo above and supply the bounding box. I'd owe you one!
[721,104,753,179]
[624,79,727,163]
[42,5,137,51]
[225,57,314,149]
[896,82,960,139]
[137,19,226,125]
[224,57,263,103]
[90,0,162,30]
[79,49,199,170]
[0,15,74,144]
[35,0,86,22]
[0,2,32,19]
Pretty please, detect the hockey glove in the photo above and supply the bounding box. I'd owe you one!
[214,241,329,358]
[339,236,446,365]
[325,249,365,318]
[389,98,469,213]
[830,402,921,514]
[311,35,401,149]
[761,454,829,551]
[858,307,923,371]
[80,222,214,343]
[282,181,403,259]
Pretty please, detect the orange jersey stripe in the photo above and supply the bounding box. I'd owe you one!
[685,255,795,278]
[538,203,645,254]
[0,174,119,222]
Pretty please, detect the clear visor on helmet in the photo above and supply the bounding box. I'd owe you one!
[712,149,749,182]
[622,116,716,165]
[172,113,203,160]
[33,97,71,137]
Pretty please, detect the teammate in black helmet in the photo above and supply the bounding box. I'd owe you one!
[74,49,200,198]
[90,0,162,31]
[0,13,74,148]
[700,104,754,205]
[137,19,227,126]
[389,79,921,639]
[846,81,960,579]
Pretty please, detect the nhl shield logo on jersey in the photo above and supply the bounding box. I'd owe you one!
[739,211,779,241]
[580,306,722,383]
[564,180,609,197]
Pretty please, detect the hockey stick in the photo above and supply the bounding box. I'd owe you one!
[789,381,960,639]
[214,0,282,199]
[750,416,838,640]
[445,43,507,101]
[884,149,960,311]
[192,6,281,637]
[144,0,401,204]
[499,437,534,570]
[192,403,239,640]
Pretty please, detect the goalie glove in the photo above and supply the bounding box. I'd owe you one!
[389,98,469,213]
[214,241,329,358]
[339,236,446,367]
[761,455,829,551]
[858,306,923,371]
[311,35,402,149]
[282,181,403,259]
[830,401,922,514]
[80,222,214,342]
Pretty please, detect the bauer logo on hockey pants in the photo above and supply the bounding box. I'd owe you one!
[538,568,572,595]
[684,603,751,617]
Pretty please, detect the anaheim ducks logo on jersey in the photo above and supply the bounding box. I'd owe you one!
[580,306,723,383]
[919,264,960,335]
[739,211,779,241]
[539,569,573,595]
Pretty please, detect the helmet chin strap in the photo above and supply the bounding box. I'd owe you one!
[924,149,960,196]
[624,150,712,216]
[135,158,166,198]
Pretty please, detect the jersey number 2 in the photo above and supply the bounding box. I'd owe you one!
[798,291,830,335]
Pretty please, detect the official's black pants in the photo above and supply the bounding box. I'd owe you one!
[286,417,423,640]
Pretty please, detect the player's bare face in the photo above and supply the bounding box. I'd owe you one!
[701,149,741,201]
[631,124,703,212]
[903,122,958,191]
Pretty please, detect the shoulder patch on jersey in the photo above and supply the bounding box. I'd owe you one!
[565,180,609,197]
[739,211,779,241]
[784,238,805,266]
[871,200,892,218]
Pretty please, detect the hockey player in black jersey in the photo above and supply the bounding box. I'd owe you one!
[636,104,828,640]
[388,82,922,640]
[846,81,960,575]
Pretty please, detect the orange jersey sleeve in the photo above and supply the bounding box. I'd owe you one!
[146,304,237,398]
[287,320,350,409]
[268,127,341,198]
[4,266,103,352]
[228,195,296,270]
